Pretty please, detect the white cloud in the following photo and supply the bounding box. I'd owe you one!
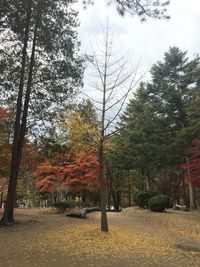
[74,0,200,112]
[76,0,200,70]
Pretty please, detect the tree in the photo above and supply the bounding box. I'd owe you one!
[1,0,83,224]
[86,22,140,231]
[33,160,67,201]
[33,150,99,202]
[114,47,200,206]
[63,150,99,192]
[59,100,99,153]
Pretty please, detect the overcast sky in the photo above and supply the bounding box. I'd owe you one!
[76,0,200,80]
[74,0,200,123]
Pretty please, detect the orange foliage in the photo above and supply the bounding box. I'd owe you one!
[63,150,99,192]
[33,150,99,194]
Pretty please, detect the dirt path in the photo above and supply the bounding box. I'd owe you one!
[0,208,200,267]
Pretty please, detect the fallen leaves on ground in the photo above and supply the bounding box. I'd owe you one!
[41,223,200,266]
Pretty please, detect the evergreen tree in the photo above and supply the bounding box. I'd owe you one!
[114,47,200,204]
[0,0,83,224]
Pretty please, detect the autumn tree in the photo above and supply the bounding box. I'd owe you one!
[85,22,142,231]
[34,150,99,203]
[63,150,99,193]
[0,0,83,224]
[59,100,99,153]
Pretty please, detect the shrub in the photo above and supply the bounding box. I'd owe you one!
[54,199,77,213]
[134,190,159,208]
[133,191,140,205]
[148,194,171,212]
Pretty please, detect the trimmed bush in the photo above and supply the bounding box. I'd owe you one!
[148,194,171,212]
[54,199,77,213]
[134,190,159,208]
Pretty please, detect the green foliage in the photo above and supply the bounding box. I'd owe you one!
[134,190,159,208]
[0,0,84,138]
[148,194,171,212]
[54,199,78,213]
[112,47,200,200]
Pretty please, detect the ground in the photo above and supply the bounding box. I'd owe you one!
[0,207,200,267]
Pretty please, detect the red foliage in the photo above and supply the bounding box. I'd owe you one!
[33,151,99,194]
[33,160,67,193]
[63,151,99,192]
[181,139,200,188]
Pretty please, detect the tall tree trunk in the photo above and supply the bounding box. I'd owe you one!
[17,5,39,168]
[99,27,109,232]
[99,141,108,232]
[115,191,121,210]
[1,0,33,224]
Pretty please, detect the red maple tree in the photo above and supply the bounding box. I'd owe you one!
[181,139,200,188]
[33,150,99,194]
[33,160,67,193]
[64,150,99,192]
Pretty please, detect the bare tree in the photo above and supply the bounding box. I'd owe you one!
[85,22,142,231]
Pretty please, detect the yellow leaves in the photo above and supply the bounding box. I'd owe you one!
[40,222,200,266]
[43,224,175,260]
[1,208,200,266]
[60,111,100,153]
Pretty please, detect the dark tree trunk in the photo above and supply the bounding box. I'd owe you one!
[17,5,39,164]
[115,191,121,210]
[1,0,41,224]
[1,0,33,225]
[99,141,108,232]
[112,191,117,210]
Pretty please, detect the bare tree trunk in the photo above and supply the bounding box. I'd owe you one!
[99,140,108,232]
[1,0,33,224]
